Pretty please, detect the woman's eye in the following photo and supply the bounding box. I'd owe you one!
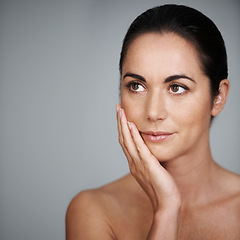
[129,82,145,92]
[169,84,188,94]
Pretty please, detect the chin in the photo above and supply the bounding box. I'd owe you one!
[145,143,178,163]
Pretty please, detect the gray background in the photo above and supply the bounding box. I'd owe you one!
[1,0,239,239]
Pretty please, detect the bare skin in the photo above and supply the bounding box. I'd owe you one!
[66,33,240,239]
[66,172,240,239]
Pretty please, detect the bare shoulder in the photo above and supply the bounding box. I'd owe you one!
[218,169,240,235]
[221,168,240,197]
[218,167,240,217]
[66,187,115,240]
[229,171,240,206]
[65,175,134,240]
[66,174,152,240]
[65,175,131,239]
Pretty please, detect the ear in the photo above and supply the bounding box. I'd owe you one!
[211,79,230,117]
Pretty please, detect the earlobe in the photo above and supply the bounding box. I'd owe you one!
[211,79,230,117]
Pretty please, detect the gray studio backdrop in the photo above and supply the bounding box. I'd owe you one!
[1,0,239,239]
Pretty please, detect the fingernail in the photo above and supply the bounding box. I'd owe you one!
[116,104,119,111]
[128,121,131,130]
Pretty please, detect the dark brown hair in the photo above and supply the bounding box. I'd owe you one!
[119,4,228,100]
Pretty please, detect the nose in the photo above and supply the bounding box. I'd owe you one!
[146,91,167,121]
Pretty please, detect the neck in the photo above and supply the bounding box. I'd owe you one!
[161,140,218,207]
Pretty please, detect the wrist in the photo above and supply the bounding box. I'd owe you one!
[155,196,181,214]
[154,200,181,223]
[155,204,181,217]
[147,203,181,239]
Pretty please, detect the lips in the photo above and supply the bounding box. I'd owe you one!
[140,131,174,142]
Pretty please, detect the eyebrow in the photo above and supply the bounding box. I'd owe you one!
[164,75,196,83]
[123,73,146,82]
[123,72,196,83]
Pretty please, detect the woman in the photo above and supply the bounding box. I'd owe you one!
[66,4,240,239]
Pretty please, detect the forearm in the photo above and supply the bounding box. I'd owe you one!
[147,205,181,240]
[117,106,181,239]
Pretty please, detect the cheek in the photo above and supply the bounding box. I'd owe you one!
[176,98,212,131]
[121,93,143,123]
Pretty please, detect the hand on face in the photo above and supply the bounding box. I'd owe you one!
[116,104,181,212]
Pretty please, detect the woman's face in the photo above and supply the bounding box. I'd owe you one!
[120,33,214,162]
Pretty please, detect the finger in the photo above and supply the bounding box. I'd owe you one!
[120,108,139,160]
[122,144,134,167]
[116,105,135,166]
[116,104,123,145]
[129,122,158,165]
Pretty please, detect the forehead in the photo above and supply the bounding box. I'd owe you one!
[122,33,205,80]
